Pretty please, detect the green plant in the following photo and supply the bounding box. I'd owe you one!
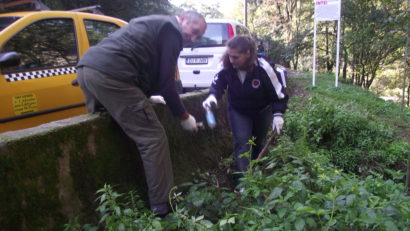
[64,75,410,230]
[285,96,408,175]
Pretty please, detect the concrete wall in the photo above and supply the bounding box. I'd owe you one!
[0,91,232,231]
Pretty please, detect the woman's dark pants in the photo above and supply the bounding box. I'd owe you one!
[228,106,272,183]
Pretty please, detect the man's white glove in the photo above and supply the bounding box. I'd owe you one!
[272,116,284,134]
[149,95,166,104]
[202,94,217,109]
[181,114,198,132]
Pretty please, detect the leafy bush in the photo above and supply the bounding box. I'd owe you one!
[285,97,409,174]
[64,185,163,231]
[64,138,410,230]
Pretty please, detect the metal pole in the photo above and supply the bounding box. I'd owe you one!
[334,1,342,88]
[335,19,341,87]
[243,0,248,27]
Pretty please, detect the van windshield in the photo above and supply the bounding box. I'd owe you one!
[184,23,228,48]
[0,16,20,32]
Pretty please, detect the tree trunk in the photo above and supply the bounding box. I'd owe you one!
[342,50,348,80]
[406,150,410,195]
[407,86,410,106]
[325,25,333,72]
[365,71,377,89]
[293,51,299,70]
[351,63,356,84]
[357,69,365,87]
[402,14,409,110]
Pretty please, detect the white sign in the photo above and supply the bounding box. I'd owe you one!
[312,0,342,87]
[315,0,341,21]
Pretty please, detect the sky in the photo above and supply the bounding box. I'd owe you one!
[169,0,242,16]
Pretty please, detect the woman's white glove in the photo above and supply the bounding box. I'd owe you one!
[272,116,284,134]
[181,114,198,132]
[202,94,217,109]
[149,95,166,104]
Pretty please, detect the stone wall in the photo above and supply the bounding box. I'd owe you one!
[0,91,232,231]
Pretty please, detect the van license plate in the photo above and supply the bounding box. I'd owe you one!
[186,57,208,65]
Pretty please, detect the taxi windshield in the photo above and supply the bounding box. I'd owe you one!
[0,16,21,32]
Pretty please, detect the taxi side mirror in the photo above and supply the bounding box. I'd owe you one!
[0,51,20,68]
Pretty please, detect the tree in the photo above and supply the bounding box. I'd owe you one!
[40,0,171,21]
[247,0,312,68]
[343,0,407,88]
[171,0,223,18]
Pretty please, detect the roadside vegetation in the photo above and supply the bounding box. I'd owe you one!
[64,73,410,231]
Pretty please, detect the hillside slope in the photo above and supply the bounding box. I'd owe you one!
[287,71,410,143]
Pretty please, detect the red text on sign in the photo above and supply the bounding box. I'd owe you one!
[316,1,328,5]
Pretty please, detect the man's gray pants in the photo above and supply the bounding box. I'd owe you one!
[76,66,174,212]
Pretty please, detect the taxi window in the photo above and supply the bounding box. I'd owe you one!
[1,18,77,73]
[84,19,120,46]
[0,16,20,31]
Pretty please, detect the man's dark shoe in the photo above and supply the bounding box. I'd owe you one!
[151,203,170,218]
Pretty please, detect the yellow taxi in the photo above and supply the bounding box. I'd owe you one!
[0,9,127,133]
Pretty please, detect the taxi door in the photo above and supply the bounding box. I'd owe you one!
[0,12,86,132]
[0,11,126,133]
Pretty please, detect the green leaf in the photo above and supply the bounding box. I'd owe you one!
[83,224,98,231]
[384,220,399,231]
[123,208,132,215]
[346,194,356,206]
[250,208,264,217]
[201,220,214,228]
[296,206,315,213]
[305,218,316,228]
[152,220,162,229]
[100,214,108,223]
[295,218,305,231]
[294,203,303,210]
[268,187,283,200]
[292,181,305,191]
[315,209,329,215]
[361,209,377,224]
[328,218,337,227]
[100,194,106,203]
[115,206,121,215]
[278,208,287,218]
[193,199,204,207]
[195,215,204,221]
[284,191,295,201]
[117,223,125,231]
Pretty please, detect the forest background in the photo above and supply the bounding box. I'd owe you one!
[2,0,408,101]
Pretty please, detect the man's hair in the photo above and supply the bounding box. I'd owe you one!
[179,10,206,24]
[222,35,257,71]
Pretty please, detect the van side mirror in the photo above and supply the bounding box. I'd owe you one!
[0,51,20,68]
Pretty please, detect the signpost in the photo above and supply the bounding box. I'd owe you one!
[312,0,342,87]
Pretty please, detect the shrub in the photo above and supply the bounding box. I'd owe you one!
[285,97,408,174]
[65,137,410,231]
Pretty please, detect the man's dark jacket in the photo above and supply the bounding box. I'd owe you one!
[78,15,182,96]
[78,15,187,117]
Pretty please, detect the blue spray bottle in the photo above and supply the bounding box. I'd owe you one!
[205,107,216,129]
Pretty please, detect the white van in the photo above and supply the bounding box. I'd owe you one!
[178,19,250,91]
